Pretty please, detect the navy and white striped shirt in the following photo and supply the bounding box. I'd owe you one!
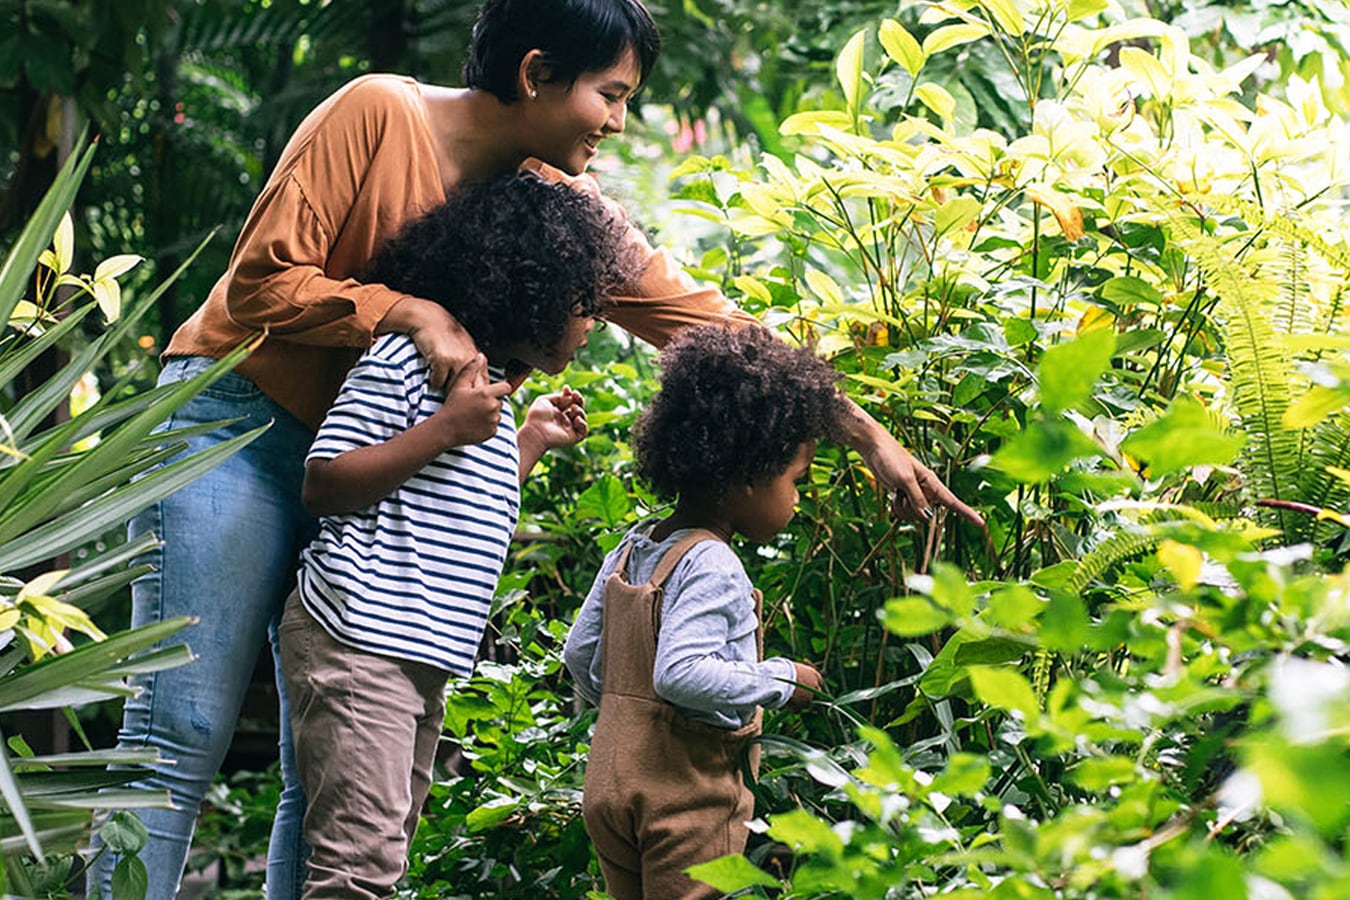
[298,334,520,675]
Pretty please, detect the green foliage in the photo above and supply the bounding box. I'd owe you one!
[0,136,261,896]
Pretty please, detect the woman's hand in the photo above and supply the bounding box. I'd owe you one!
[838,397,985,527]
[377,297,478,390]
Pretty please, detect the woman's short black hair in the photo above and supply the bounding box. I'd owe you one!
[366,172,631,359]
[635,325,846,500]
[463,0,660,102]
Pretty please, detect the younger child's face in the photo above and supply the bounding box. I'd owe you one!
[502,314,597,376]
[730,440,816,545]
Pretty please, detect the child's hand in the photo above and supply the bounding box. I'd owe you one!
[521,387,588,451]
[786,662,823,711]
[434,353,513,446]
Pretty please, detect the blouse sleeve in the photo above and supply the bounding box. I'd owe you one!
[222,172,410,348]
[526,159,761,348]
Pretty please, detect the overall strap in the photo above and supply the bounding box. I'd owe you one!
[649,528,727,590]
[611,539,636,582]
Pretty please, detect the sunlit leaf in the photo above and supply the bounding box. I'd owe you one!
[923,23,990,57]
[685,854,780,891]
[1037,327,1115,413]
[836,29,867,117]
[878,19,925,77]
[1121,397,1245,476]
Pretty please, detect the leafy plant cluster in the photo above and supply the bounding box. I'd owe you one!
[400,1,1350,898]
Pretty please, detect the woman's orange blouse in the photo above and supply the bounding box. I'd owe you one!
[166,74,755,431]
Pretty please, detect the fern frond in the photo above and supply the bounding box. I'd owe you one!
[1191,192,1350,274]
[1168,213,1301,537]
[1064,526,1161,596]
[1299,410,1350,543]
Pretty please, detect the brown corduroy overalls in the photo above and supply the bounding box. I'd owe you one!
[582,529,764,900]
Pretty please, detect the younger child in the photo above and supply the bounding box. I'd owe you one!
[564,324,842,899]
[279,172,630,899]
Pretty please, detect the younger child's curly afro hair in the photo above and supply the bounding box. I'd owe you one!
[634,324,845,500]
[365,171,632,359]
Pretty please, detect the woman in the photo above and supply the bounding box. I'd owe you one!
[90,1,981,897]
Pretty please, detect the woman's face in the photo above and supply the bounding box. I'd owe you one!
[527,48,640,175]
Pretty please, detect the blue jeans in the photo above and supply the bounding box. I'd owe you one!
[86,357,318,900]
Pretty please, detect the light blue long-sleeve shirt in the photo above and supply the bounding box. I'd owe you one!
[563,521,797,729]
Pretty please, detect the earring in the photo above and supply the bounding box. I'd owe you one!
[530,89,538,99]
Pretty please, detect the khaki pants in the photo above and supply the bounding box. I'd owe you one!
[278,590,448,900]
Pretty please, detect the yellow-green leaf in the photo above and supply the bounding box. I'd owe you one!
[17,570,69,601]
[879,19,925,77]
[780,110,856,136]
[733,275,773,305]
[1158,539,1202,591]
[923,23,990,57]
[836,29,868,115]
[803,268,844,306]
[914,82,957,122]
[934,195,982,237]
[93,253,142,283]
[92,278,122,322]
[51,212,74,276]
[980,0,1025,35]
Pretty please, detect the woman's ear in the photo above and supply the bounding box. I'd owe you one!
[518,49,549,100]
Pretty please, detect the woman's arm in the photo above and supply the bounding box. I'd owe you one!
[303,354,510,516]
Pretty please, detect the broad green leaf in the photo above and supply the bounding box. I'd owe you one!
[1284,385,1350,429]
[915,81,958,122]
[685,854,780,891]
[986,585,1044,629]
[1066,0,1109,21]
[923,23,990,56]
[991,420,1099,482]
[573,475,632,528]
[767,808,844,855]
[881,596,951,636]
[112,855,149,900]
[1037,327,1116,413]
[1100,275,1164,308]
[1120,397,1245,476]
[969,666,1039,721]
[1004,317,1038,346]
[1158,539,1203,590]
[1070,756,1137,791]
[836,29,867,116]
[465,797,518,832]
[933,752,991,796]
[878,19,925,77]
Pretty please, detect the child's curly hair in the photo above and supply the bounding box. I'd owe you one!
[366,172,632,358]
[635,324,845,500]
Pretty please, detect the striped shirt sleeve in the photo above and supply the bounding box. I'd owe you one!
[307,336,423,462]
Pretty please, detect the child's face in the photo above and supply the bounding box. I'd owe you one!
[502,315,597,376]
[729,440,816,544]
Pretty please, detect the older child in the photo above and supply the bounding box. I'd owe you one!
[564,325,842,899]
[279,172,629,899]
